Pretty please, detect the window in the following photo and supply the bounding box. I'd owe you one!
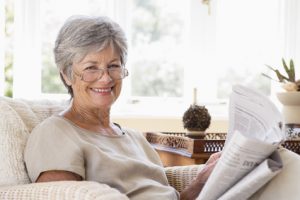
[1,0,13,97]
[2,0,300,117]
[129,0,186,98]
[0,0,4,96]
[215,0,282,98]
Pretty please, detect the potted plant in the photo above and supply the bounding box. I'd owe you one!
[262,58,300,126]
[262,58,300,91]
[182,104,211,139]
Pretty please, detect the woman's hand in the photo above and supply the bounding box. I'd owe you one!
[206,151,222,165]
[180,152,221,200]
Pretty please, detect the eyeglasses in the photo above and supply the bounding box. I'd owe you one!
[73,67,129,82]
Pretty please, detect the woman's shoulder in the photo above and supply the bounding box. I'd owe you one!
[34,115,65,129]
[30,115,71,138]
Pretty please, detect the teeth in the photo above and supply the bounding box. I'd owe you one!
[92,88,111,93]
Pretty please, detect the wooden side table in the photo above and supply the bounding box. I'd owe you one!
[145,132,300,167]
[145,132,225,167]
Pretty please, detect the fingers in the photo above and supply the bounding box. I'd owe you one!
[196,152,221,184]
[181,160,219,200]
[196,158,219,184]
[206,151,222,165]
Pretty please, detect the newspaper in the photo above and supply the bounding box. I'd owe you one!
[197,85,285,200]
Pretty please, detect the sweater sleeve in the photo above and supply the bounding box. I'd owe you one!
[24,117,85,182]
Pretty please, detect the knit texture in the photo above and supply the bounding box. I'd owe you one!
[165,164,204,193]
[0,181,129,200]
[0,97,66,186]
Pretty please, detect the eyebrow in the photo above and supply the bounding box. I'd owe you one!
[110,58,120,63]
[81,58,120,65]
[81,61,98,65]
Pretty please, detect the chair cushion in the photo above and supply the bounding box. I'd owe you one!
[0,97,66,186]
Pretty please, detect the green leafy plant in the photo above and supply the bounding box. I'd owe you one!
[262,58,300,91]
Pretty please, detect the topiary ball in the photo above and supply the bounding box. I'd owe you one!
[182,104,211,131]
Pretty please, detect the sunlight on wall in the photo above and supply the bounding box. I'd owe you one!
[112,116,228,133]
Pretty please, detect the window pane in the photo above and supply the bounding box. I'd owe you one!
[4,0,14,97]
[214,0,280,98]
[129,0,187,97]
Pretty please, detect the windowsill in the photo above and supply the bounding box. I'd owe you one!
[37,93,229,133]
[111,102,229,133]
[112,114,228,133]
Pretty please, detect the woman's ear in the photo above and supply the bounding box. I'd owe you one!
[60,71,72,86]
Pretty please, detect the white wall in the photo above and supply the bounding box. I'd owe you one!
[112,116,228,133]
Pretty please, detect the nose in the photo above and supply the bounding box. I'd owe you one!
[97,69,112,83]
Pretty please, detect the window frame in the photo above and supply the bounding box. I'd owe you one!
[13,0,42,99]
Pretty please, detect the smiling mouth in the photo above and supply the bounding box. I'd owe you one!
[91,87,112,93]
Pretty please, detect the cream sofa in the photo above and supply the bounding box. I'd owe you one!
[0,96,204,199]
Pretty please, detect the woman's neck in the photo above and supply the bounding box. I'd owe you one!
[69,105,110,127]
[60,103,123,136]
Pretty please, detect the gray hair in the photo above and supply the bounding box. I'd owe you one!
[54,15,128,97]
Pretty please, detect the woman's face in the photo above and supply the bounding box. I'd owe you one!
[68,46,123,111]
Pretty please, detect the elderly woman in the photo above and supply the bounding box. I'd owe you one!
[24,15,220,200]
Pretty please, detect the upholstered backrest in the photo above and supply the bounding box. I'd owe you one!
[0,96,67,186]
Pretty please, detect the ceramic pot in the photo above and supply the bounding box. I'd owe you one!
[277,92,300,138]
[277,92,300,124]
[186,130,206,139]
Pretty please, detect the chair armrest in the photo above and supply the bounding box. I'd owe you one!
[0,181,129,200]
[165,164,205,192]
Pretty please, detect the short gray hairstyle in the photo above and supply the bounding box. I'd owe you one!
[54,15,128,97]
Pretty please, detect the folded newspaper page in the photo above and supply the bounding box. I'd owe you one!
[197,85,285,200]
[226,85,285,144]
[219,150,282,200]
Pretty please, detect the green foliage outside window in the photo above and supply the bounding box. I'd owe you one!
[41,45,66,93]
[131,60,183,97]
[4,0,14,97]
[131,0,184,97]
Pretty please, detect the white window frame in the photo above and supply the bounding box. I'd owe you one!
[185,0,218,104]
[13,0,41,99]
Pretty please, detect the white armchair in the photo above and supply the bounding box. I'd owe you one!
[0,96,204,199]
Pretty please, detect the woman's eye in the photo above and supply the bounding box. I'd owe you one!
[109,64,121,69]
[85,66,96,70]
